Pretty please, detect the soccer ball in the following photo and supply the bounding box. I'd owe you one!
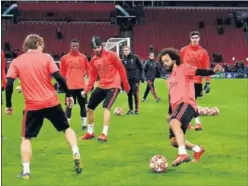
[210,108,216,115]
[149,155,168,173]
[16,86,22,93]
[113,107,124,116]
[212,107,220,115]
[206,107,213,116]
[201,108,208,116]
[198,108,204,116]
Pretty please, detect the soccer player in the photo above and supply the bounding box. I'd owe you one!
[158,48,223,167]
[81,36,130,141]
[2,50,7,139]
[142,52,161,102]
[180,31,210,130]
[5,34,83,179]
[121,45,143,115]
[60,39,89,130]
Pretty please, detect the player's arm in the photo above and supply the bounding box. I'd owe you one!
[111,53,130,92]
[179,48,185,63]
[83,56,90,78]
[120,58,125,66]
[166,94,172,122]
[52,71,71,97]
[196,64,223,76]
[60,56,66,78]
[168,94,172,115]
[52,71,74,108]
[185,64,223,77]
[195,69,215,76]
[5,61,18,113]
[156,62,162,77]
[1,51,7,90]
[202,51,211,93]
[47,55,71,97]
[203,51,210,82]
[5,77,15,108]
[143,61,149,79]
[84,61,98,94]
[135,56,144,82]
[144,61,148,73]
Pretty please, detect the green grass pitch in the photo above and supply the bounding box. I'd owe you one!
[2,79,248,186]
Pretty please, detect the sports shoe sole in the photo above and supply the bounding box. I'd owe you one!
[74,158,82,174]
[172,157,191,167]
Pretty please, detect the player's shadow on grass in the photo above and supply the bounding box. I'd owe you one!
[148,168,177,174]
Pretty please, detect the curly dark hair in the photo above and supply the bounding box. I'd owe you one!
[158,48,182,66]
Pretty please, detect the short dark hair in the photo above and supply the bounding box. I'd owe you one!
[149,52,154,56]
[91,36,102,48]
[190,31,200,37]
[158,48,182,66]
[70,39,79,43]
[123,45,130,50]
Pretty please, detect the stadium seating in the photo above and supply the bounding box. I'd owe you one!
[18,2,115,22]
[2,5,247,64]
[133,8,248,63]
[3,22,119,56]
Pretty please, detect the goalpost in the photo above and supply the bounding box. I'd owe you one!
[103,37,131,57]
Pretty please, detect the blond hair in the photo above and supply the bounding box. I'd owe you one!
[22,34,44,52]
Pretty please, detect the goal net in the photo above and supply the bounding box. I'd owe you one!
[103,37,131,57]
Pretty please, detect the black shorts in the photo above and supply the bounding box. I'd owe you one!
[87,87,120,110]
[22,104,69,138]
[66,89,87,105]
[169,102,196,139]
[194,83,203,99]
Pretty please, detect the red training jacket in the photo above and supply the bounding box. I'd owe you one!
[180,44,210,84]
[85,49,130,93]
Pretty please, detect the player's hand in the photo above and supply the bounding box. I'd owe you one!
[66,97,74,108]
[213,64,224,73]
[81,91,87,98]
[124,84,130,93]
[5,107,13,115]
[203,82,210,94]
[1,86,5,91]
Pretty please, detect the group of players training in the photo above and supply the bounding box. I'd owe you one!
[3,30,223,179]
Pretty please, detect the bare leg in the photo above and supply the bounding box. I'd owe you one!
[21,138,32,174]
[87,109,94,124]
[64,128,79,152]
[102,108,110,136]
[170,137,198,150]
[170,119,185,148]
[87,109,94,134]
[103,108,110,127]
[64,127,82,174]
